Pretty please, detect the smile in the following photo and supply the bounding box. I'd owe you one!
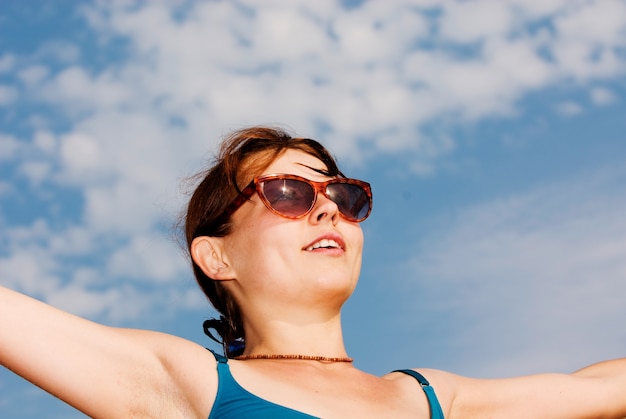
[305,239,342,251]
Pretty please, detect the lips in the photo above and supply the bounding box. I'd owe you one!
[303,234,345,251]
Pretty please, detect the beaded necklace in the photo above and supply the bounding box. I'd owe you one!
[234,354,354,362]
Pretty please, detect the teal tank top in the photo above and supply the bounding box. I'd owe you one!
[208,351,318,418]
[208,351,444,418]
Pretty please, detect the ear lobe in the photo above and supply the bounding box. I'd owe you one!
[191,236,235,280]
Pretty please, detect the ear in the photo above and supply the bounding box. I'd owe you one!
[190,236,235,280]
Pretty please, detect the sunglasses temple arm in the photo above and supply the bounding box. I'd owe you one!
[219,183,257,220]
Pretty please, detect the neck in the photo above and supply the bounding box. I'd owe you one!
[240,311,349,360]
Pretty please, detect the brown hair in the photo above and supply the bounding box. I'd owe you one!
[183,126,342,357]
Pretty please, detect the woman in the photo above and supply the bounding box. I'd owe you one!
[1,126,625,418]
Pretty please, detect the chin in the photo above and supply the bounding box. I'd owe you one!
[312,276,357,299]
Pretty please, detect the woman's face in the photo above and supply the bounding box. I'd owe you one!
[221,149,364,314]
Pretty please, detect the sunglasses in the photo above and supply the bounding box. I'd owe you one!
[222,174,373,222]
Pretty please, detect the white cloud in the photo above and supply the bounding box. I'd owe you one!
[39,66,131,113]
[15,0,619,166]
[18,65,50,87]
[0,84,18,105]
[555,100,583,116]
[34,40,81,64]
[33,130,57,153]
[0,221,62,298]
[108,232,187,283]
[47,225,95,256]
[0,215,189,323]
[82,183,160,233]
[0,133,21,160]
[0,53,16,73]
[0,181,11,197]
[553,0,626,44]
[18,161,53,185]
[59,131,104,179]
[551,1,626,80]
[404,166,626,376]
[439,0,515,43]
[590,86,617,105]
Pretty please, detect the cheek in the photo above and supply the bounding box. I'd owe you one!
[223,215,291,275]
[348,224,364,253]
[348,226,364,275]
[223,226,261,268]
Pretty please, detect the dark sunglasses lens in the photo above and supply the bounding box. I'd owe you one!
[261,178,315,217]
[327,183,371,221]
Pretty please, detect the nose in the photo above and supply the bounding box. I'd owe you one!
[309,192,339,225]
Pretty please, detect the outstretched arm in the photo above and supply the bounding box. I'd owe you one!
[425,358,626,419]
[0,286,216,418]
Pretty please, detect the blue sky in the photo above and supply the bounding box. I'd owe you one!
[1,0,626,417]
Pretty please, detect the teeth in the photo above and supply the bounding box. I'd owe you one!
[307,239,340,251]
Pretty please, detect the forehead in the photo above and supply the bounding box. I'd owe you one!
[261,149,328,178]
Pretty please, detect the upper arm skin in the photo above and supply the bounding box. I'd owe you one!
[0,286,217,418]
[421,360,626,419]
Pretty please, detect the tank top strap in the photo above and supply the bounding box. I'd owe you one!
[208,348,229,364]
[392,369,445,419]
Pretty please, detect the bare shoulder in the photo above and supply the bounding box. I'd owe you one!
[383,368,457,418]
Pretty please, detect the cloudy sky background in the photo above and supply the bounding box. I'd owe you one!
[1,0,626,417]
